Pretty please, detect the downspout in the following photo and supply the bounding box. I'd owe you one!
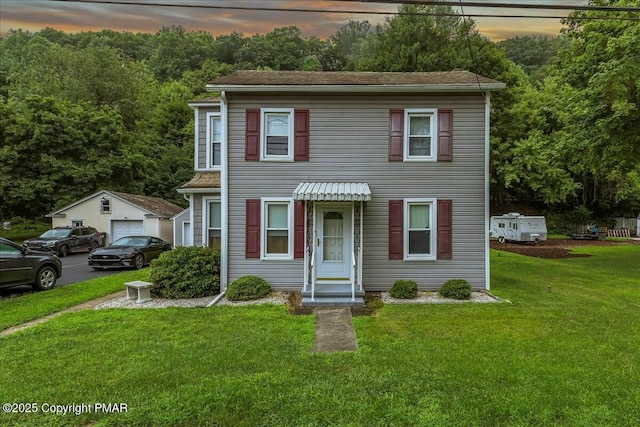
[220,90,228,291]
[484,91,491,290]
[206,291,226,307]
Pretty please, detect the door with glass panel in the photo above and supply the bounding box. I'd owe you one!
[317,205,352,280]
[207,200,221,249]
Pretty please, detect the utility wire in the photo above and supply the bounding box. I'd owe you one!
[457,0,483,92]
[337,0,640,13]
[52,0,640,21]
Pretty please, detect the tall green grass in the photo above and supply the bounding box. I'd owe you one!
[0,269,150,330]
[0,245,638,426]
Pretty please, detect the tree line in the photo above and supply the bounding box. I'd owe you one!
[1,2,638,222]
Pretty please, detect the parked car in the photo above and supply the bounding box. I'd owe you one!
[0,237,62,291]
[23,226,104,257]
[88,236,171,270]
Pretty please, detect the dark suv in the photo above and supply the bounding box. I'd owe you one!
[24,226,104,257]
[0,237,62,291]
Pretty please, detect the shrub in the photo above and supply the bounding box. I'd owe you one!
[226,276,271,301]
[439,279,472,300]
[389,279,418,299]
[150,246,220,299]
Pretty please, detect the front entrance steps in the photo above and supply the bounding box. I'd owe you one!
[301,283,365,307]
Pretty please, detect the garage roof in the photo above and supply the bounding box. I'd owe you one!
[110,192,184,218]
[47,190,184,219]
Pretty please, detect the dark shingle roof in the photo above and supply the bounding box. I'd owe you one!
[110,191,184,218]
[178,172,221,190]
[188,96,221,105]
[208,70,504,88]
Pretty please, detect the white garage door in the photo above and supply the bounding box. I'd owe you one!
[111,220,144,243]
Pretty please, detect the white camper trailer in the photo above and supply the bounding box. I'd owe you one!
[490,213,547,244]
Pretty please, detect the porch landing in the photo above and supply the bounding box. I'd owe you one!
[301,283,365,307]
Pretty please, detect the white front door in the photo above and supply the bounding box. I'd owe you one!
[317,204,352,281]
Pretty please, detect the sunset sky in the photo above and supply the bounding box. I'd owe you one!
[1,0,590,41]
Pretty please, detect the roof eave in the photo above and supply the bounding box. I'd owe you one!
[188,101,221,108]
[205,83,506,93]
[176,188,221,194]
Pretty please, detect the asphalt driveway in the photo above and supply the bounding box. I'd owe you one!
[0,252,126,298]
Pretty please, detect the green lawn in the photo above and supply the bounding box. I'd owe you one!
[0,269,150,330]
[1,246,639,426]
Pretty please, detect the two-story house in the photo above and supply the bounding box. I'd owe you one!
[176,70,505,306]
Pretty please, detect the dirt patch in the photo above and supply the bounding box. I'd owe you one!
[491,238,640,259]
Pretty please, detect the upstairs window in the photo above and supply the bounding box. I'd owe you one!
[404,109,437,161]
[246,109,308,161]
[210,116,222,168]
[389,109,452,162]
[262,109,293,161]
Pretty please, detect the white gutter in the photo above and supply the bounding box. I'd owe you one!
[176,188,222,195]
[484,92,491,291]
[188,102,220,108]
[220,90,228,291]
[206,83,507,93]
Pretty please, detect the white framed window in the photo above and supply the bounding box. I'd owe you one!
[261,108,293,161]
[261,198,293,259]
[404,109,437,161]
[205,113,223,169]
[203,197,221,249]
[208,113,222,169]
[404,198,436,260]
[100,197,111,213]
[71,220,84,227]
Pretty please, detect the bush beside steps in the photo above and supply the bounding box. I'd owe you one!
[226,276,271,301]
[389,279,418,299]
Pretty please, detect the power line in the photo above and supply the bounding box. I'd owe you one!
[457,0,483,92]
[50,1,640,21]
[337,0,640,13]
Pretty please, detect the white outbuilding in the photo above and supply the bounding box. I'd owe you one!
[47,190,184,245]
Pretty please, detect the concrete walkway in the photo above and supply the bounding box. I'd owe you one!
[312,307,358,353]
[0,291,126,337]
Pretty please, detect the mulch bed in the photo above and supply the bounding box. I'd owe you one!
[490,238,640,259]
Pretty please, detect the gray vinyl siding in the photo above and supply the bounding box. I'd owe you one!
[227,93,488,291]
[172,210,190,246]
[196,106,220,170]
[193,194,203,245]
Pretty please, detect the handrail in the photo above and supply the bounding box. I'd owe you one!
[310,251,316,302]
[351,250,356,301]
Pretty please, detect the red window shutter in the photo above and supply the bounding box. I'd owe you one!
[294,201,305,258]
[245,109,260,161]
[389,200,404,259]
[245,199,261,258]
[437,199,453,259]
[294,109,309,161]
[389,109,404,161]
[438,109,453,161]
